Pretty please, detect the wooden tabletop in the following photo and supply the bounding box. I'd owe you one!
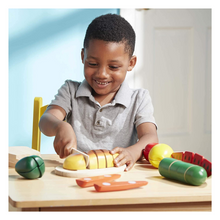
[9,154,212,211]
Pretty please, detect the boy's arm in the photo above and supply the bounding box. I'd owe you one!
[111,122,158,171]
[39,105,66,136]
[39,105,77,158]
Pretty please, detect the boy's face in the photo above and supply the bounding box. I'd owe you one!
[81,39,136,100]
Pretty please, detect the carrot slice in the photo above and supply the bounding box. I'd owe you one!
[94,181,148,192]
[76,174,121,188]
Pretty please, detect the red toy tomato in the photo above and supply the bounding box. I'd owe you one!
[183,151,194,163]
[143,143,158,161]
[201,158,212,177]
[192,153,204,166]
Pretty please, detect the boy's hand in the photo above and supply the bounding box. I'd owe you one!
[110,147,136,171]
[53,121,77,159]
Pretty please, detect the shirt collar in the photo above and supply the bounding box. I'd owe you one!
[76,79,133,108]
[114,80,133,108]
[76,79,92,98]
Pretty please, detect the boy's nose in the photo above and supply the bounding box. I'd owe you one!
[96,66,108,78]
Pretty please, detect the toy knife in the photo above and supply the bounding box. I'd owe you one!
[94,180,148,192]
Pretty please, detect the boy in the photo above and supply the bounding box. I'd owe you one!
[39,14,158,171]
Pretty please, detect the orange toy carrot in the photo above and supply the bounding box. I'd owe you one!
[76,174,121,188]
[94,181,148,192]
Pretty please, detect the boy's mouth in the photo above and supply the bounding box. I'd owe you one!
[94,80,111,85]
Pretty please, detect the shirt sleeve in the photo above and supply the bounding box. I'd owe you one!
[134,89,157,129]
[49,80,73,116]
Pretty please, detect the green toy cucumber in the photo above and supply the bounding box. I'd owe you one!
[158,157,207,186]
[15,155,45,179]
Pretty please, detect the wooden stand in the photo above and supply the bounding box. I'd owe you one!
[9,146,41,168]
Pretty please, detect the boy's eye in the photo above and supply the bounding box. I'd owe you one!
[88,63,97,66]
[109,66,119,69]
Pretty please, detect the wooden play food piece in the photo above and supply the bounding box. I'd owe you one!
[171,152,184,161]
[63,154,87,170]
[101,149,114,168]
[94,181,148,192]
[183,151,194,163]
[76,174,121,188]
[159,158,207,186]
[148,144,173,168]
[112,153,119,159]
[171,151,212,177]
[192,153,204,166]
[143,143,158,161]
[15,155,45,179]
[87,150,98,169]
[62,149,122,171]
[94,150,106,169]
[201,158,212,177]
[71,148,89,167]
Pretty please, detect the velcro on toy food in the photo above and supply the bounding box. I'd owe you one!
[63,149,119,170]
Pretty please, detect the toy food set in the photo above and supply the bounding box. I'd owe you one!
[76,174,148,192]
[143,143,211,186]
[12,143,211,189]
[15,155,45,179]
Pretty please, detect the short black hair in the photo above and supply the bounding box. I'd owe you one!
[83,14,135,57]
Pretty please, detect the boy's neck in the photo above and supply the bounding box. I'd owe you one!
[92,91,116,107]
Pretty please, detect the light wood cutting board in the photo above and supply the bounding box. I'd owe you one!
[55,165,126,178]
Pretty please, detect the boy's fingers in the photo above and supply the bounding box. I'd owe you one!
[116,157,127,167]
[63,143,72,157]
[113,150,125,163]
[110,147,121,154]
[125,162,133,171]
[62,142,75,158]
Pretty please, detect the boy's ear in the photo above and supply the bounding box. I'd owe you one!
[81,48,85,64]
[127,55,137,71]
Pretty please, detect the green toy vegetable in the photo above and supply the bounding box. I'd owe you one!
[159,157,207,186]
[15,155,45,179]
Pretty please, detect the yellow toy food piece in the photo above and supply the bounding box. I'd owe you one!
[112,153,119,159]
[94,150,106,169]
[63,154,86,170]
[102,149,114,168]
[148,144,173,168]
[87,150,98,169]
[63,149,119,171]
[112,153,119,166]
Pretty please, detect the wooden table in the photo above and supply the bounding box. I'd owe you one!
[9,154,212,211]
